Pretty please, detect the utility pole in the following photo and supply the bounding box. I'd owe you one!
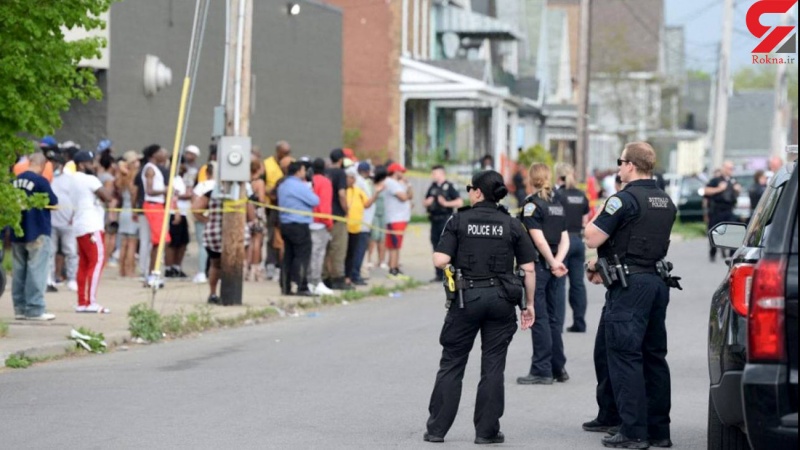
[770,12,790,157]
[575,0,592,181]
[711,0,734,171]
[220,0,252,305]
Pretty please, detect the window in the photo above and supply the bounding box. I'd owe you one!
[744,183,785,248]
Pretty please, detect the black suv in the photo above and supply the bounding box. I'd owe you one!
[707,158,798,449]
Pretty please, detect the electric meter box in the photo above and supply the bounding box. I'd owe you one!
[218,136,251,182]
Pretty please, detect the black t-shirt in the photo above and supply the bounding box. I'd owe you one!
[706,176,737,212]
[556,187,590,233]
[425,180,460,218]
[326,167,347,217]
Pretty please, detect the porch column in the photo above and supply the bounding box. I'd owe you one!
[399,95,407,166]
[492,102,506,172]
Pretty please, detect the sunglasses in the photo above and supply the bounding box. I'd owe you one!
[617,158,632,167]
[466,185,476,192]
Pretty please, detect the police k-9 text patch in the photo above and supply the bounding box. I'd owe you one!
[466,221,505,238]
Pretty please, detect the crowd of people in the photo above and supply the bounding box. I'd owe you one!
[7,137,422,316]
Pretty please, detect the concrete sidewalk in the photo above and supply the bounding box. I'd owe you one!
[1,223,438,363]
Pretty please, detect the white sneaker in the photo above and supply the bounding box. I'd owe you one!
[67,280,78,292]
[315,282,335,296]
[27,313,56,321]
[379,263,389,270]
[146,275,164,288]
[76,304,110,314]
[192,272,208,283]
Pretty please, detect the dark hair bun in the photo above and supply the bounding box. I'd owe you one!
[493,184,508,200]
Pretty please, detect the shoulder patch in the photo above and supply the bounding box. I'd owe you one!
[523,202,536,217]
[604,196,623,215]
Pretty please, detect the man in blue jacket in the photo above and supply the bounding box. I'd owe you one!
[11,153,59,320]
[277,161,319,296]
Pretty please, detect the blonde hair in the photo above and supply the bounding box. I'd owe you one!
[555,162,576,189]
[528,163,553,200]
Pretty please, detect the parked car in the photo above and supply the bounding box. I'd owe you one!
[676,175,706,222]
[707,157,798,449]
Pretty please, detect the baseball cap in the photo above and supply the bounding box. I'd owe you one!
[185,145,201,156]
[343,158,354,169]
[123,150,143,163]
[343,148,358,162]
[387,162,406,174]
[40,136,58,148]
[345,165,359,177]
[73,150,95,164]
[97,139,113,152]
[357,161,371,172]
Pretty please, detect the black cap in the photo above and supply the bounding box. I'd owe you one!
[73,150,95,164]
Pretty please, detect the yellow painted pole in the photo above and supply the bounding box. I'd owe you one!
[151,76,192,301]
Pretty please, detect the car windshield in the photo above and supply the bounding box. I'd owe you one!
[743,166,794,247]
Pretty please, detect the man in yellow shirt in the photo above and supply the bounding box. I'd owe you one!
[344,166,381,286]
[262,140,291,279]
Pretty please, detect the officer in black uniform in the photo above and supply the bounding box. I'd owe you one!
[555,163,591,333]
[517,163,570,385]
[423,165,463,282]
[703,160,741,262]
[424,170,537,445]
[583,142,677,449]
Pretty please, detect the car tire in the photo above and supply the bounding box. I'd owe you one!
[708,391,750,449]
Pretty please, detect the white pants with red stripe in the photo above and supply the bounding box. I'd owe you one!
[77,231,105,307]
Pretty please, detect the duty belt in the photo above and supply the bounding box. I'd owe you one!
[457,278,499,289]
[625,264,657,275]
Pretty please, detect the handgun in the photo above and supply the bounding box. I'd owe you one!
[613,255,628,289]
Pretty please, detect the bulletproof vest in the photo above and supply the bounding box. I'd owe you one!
[520,194,566,253]
[557,187,589,233]
[598,184,677,267]
[454,205,515,279]
[427,181,455,218]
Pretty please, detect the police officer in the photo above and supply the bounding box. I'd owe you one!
[517,163,570,385]
[424,170,537,445]
[703,160,741,262]
[583,142,677,449]
[555,162,591,333]
[423,165,463,282]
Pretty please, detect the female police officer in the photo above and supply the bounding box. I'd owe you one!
[517,163,570,385]
[424,170,537,445]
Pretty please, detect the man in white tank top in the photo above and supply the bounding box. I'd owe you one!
[142,146,172,278]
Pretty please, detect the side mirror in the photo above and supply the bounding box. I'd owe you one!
[708,222,747,250]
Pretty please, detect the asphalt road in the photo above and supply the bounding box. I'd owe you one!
[0,240,726,449]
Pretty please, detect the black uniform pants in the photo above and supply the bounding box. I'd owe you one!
[707,209,737,258]
[429,217,449,280]
[426,287,517,439]
[565,233,587,330]
[528,264,567,377]
[593,301,621,425]
[605,273,671,441]
[280,223,311,294]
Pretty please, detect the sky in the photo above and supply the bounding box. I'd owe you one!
[665,0,799,72]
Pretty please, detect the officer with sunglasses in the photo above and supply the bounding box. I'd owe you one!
[582,142,677,449]
[424,170,537,445]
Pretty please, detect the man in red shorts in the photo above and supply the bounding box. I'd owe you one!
[383,163,413,279]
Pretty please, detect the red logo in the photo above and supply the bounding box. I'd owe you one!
[746,0,797,54]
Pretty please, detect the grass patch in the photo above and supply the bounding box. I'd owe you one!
[0,320,8,338]
[310,277,423,308]
[672,220,708,240]
[135,304,281,340]
[128,303,163,343]
[69,327,107,353]
[5,354,33,369]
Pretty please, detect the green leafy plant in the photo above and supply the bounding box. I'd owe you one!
[5,354,33,369]
[0,0,113,235]
[517,144,554,169]
[0,320,9,338]
[69,327,107,353]
[128,303,163,342]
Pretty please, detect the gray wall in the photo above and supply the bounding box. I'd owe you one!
[106,0,341,159]
[55,71,108,150]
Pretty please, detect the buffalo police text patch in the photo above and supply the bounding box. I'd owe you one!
[466,222,504,238]
[648,197,670,209]
[523,203,536,217]
[566,196,584,204]
[604,197,623,215]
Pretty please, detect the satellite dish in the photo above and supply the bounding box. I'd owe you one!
[442,32,460,59]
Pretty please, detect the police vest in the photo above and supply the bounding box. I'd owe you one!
[520,194,566,253]
[557,188,589,233]
[598,184,677,267]
[427,181,455,218]
[454,205,515,279]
